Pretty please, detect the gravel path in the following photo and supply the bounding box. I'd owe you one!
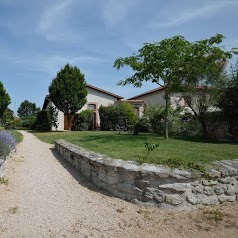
[0,131,238,238]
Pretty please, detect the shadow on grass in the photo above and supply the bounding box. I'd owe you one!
[49,147,117,199]
[172,135,237,145]
[70,132,164,144]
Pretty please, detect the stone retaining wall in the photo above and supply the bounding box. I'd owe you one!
[0,156,7,178]
[55,139,238,210]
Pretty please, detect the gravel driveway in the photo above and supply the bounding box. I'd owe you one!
[0,131,237,238]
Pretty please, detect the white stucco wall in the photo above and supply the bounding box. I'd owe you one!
[133,90,165,107]
[78,87,120,125]
[80,87,119,110]
[132,91,195,115]
[45,101,65,131]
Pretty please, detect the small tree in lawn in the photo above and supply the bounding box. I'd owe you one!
[0,81,11,120]
[49,64,87,131]
[114,34,237,139]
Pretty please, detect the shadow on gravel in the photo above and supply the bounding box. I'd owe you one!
[49,148,115,198]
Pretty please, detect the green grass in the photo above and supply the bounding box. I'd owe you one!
[10,130,23,143]
[31,131,238,169]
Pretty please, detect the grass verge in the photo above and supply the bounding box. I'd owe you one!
[10,130,23,143]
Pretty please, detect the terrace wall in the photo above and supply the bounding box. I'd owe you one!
[0,156,7,178]
[55,139,238,210]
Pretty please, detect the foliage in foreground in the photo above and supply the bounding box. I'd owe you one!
[0,130,16,156]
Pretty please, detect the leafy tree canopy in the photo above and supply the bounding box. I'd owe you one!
[114,34,237,139]
[0,81,11,119]
[49,63,87,130]
[17,100,40,118]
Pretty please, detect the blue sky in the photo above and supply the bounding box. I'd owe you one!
[0,0,238,113]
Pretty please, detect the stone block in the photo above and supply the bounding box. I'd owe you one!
[186,193,206,205]
[159,183,191,193]
[208,169,221,178]
[146,188,165,203]
[117,173,134,184]
[192,185,204,194]
[143,191,153,202]
[214,186,226,195]
[218,177,234,184]
[218,195,236,203]
[165,195,184,205]
[202,197,218,206]
[203,187,214,196]
[202,180,218,186]
[191,181,201,187]
[226,185,238,195]
[117,183,142,196]
[137,179,151,189]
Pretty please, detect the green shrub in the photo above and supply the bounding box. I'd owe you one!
[99,105,118,130]
[73,110,94,131]
[21,115,37,129]
[34,110,52,131]
[143,105,165,133]
[99,102,136,131]
[134,118,151,134]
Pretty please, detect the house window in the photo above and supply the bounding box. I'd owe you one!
[183,96,191,107]
[88,103,96,110]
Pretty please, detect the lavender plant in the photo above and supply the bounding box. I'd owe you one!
[0,130,16,156]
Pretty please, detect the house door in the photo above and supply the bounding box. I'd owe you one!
[64,115,74,130]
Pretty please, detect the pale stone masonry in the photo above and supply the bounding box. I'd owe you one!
[55,139,238,210]
[0,156,6,178]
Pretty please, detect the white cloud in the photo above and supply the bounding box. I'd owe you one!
[150,0,238,28]
[37,0,77,42]
[102,0,142,27]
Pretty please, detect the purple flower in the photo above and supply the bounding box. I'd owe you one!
[0,131,16,156]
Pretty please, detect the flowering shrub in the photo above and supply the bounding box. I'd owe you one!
[0,130,16,156]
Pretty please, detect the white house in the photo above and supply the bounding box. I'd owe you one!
[42,84,123,131]
[128,86,193,114]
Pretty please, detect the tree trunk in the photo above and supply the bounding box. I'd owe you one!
[198,116,209,139]
[67,114,72,131]
[164,90,170,140]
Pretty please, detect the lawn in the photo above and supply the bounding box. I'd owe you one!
[32,131,238,169]
[10,130,23,143]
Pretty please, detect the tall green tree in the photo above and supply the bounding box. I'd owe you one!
[17,100,40,129]
[17,100,40,118]
[49,63,87,130]
[0,81,11,119]
[114,34,237,139]
[1,108,14,129]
